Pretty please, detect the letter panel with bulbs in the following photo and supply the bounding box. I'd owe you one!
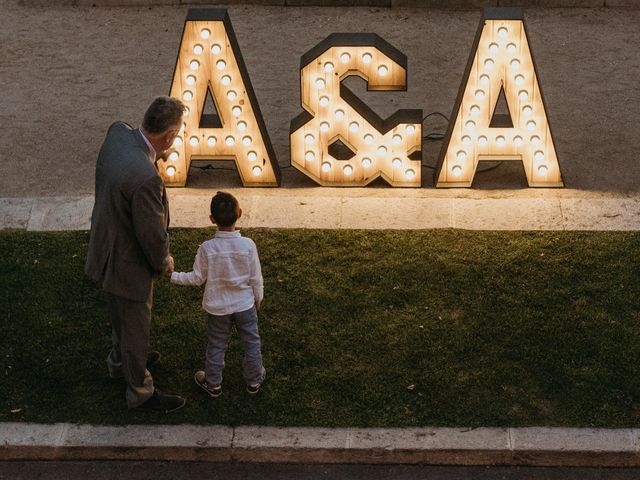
[435,8,563,188]
[163,9,280,187]
[291,34,422,187]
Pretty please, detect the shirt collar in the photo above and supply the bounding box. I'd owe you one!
[215,230,241,238]
[138,129,156,161]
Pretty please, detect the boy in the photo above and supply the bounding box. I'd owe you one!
[170,192,266,397]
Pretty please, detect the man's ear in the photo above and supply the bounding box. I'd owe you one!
[237,207,243,220]
[209,214,217,225]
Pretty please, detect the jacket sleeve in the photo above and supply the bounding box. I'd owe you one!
[170,244,208,286]
[248,241,264,304]
[131,174,170,273]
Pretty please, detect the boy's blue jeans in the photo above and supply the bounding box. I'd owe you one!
[205,306,263,387]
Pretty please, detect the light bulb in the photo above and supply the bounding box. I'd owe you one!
[207,136,216,147]
[183,90,193,101]
[242,136,252,146]
[190,60,199,71]
[319,96,329,107]
[173,137,183,147]
[392,158,402,169]
[340,52,351,63]
[475,89,485,100]
[406,125,416,134]
[200,28,210,39]
[378,65,388,76]
[169,152,179,161]
[527,120,537,131]
[324,62,334,73]
[349,122,359,133]
[225,136,235,146]
[232,106,242,117]
[237,121,247,131]
[510,59,520,69]
[193,44,203,55]
[515,74,524,85]
[362,53,372,64]
[478,136,488,146]
[216,60,226,71]
[531,135,541,146]
[534,151,545,162]
[252,166,262,176]
[498,27,508,38]
[248,151,257,161]
[362,157,372,168]
[335,109,345,120]
[189,136,199,146]
[305,134,315,144]
[518,90,529,101]
[343,165,353,176]
[305,151,315,161]
[315,78,325,89]
[186,75,196,86]
[405,169,415,180]
[480,75,490,86]
[166,166,176,177]
[377,145,387,156]
[470,105,480,116]
[227,90,237,100]
[321,162,331,172]
[457,151,467,161]
[320,122,330,132]
[507,43,517,54]
[392,134,402,145]
[537,165,548,176]
[364,134,374,144]
[496,135,506,146]
[462,136,471,146]
[452,165,462,177]
[465,120,476,132]
[523,105,533,116]
[489,42,499,53]
[484,58,495,68]
[211,44,221,55]
[514,136,523,147]
[221,75,231,86]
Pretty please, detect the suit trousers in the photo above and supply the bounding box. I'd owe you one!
[105,291,155,408]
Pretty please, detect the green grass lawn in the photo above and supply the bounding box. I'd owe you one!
[1,228,639,427]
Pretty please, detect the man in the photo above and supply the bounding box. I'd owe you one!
[85,96,186,413]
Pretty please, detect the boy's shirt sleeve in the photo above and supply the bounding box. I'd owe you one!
[170,244,208,286]
[249,241,264,304]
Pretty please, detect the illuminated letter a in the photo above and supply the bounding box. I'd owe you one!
[161,9,280,187]
[435,8,563,188]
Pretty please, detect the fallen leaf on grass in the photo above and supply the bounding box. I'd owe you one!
[11,408,22,414]
[407,384,416,390]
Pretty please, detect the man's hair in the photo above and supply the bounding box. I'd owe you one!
[210,192,240,227]
[142,96,186,134]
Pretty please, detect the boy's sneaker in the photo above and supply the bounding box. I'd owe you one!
[247,367,266,395]
[194,370,222,398]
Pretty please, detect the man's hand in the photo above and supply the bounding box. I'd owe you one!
[162,255,174,278]
[255,299,261,312]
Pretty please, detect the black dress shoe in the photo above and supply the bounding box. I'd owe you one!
[147,351,161,367]
[136,388,186,414]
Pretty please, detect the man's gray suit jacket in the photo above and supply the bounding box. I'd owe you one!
[85,121,170,302]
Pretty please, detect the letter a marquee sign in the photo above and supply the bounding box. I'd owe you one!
[161,7,562,189]
[434,8,563,188]
[163,9,281,187]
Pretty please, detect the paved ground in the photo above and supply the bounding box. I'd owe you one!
[2,462,640,480]
[1,1,639,197]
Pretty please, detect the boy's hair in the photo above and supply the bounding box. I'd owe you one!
[210,192,240,227]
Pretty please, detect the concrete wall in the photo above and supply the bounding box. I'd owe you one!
[16,0,640,8]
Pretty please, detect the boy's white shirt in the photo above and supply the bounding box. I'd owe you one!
[170,230,264,316]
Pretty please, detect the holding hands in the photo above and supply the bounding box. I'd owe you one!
[162,255,174,278]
